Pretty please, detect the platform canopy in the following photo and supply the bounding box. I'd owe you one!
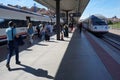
[34,0,90,18]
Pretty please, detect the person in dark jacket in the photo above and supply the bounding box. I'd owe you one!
[64,24,69,37]
[79,22,82,34]
[36,25,40,38]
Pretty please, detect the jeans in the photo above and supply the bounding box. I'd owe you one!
[6,41,19,65]
[41,32,45,41]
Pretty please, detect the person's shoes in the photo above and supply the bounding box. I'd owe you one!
[16,61,21,64]
[6,64,11,71]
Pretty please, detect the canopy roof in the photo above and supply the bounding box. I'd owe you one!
[34,0,90,17]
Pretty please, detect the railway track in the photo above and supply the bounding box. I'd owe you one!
[102,34,120,50]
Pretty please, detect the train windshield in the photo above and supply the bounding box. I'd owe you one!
[92,17,107,25]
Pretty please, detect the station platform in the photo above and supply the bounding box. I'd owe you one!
[0,29,120,80]
[109,28,120,36]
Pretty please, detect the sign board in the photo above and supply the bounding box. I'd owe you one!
[69,13,81,17]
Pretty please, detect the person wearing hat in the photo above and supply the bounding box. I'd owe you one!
[6,21,21,71]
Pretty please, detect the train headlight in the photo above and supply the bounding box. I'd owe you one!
[105,26,108,29]
[94,27,97,29]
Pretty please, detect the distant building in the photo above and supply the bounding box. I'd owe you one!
[107,16,120,23]
[21,6,29,11]
[6,4,55,16]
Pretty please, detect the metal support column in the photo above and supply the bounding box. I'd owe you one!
[55,0,60,40]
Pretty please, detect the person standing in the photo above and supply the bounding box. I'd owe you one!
[36,25,40,38]
[79,22,82,34]
[45,23,51,41]
[60,24,64,40]
[6,21,20,71]
[40,24,46,41]
[64,24,69,37]
[27,23,34,44]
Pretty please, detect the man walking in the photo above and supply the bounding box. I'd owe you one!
[6,21,21,71]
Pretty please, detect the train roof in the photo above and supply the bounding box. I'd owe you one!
[0,5,42,16]
[0,5,52,22]
[0,4,64,23]
[80,14,107,22]
[89,14,107,19]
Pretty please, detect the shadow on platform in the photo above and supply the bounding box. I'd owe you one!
[10,64,54,79]
[0,35,56,62]
[54,29,81,80]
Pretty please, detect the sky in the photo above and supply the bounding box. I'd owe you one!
[0,0,120,19]
[81,0,120,19]
[0,0,47,9]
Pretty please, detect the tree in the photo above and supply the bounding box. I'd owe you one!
[108,20,113,25]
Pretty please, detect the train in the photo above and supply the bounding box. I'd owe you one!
[80,14,109,35]
[0,4,63,44]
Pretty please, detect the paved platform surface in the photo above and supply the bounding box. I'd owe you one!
[0,33,72,80]
[109,28,120,36]
[0,29,120,80]
[54,30,113,80]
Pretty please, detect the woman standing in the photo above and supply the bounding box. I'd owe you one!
[40,24,46,41]
[27,23,34,44]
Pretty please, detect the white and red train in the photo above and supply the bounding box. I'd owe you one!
[0,5,63,43]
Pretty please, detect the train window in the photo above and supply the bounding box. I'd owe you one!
[0,18,42,28]
[92,19,107,25]
[10,19,27,27]
[0,18,4,23]
[92,21,106,25]
[0,18,9,28]
[0,18,27,28]
[0,18,4,28]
